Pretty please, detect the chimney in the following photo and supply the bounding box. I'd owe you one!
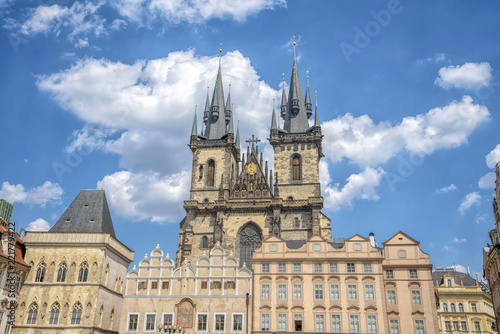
[369,232,375,247]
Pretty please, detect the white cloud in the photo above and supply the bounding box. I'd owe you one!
[0,181,63,207]
[436,184,457,194]
[478,172,495,189]
[97,170,189,222]
[435,62,492,90]
[459,191,481,215]
[322,164,385,211]
[416,52,447,65]
[486,144,500,169]
[27,218,51,231]
[452,237,466,243]
[322,96,489,168]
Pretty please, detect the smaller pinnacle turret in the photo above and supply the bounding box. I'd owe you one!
[281,76,287,119]
[271,99,278,130]
[314,95,320,127]
[191,106,198,136]
[305,72,312,119]
[235,120,240,149]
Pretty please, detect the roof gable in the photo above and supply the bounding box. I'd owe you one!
[382,231,420,246]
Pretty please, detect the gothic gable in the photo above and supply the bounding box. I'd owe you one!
[231,150,272,199]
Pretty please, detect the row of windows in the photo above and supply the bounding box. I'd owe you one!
[127,313,244,333]
[260,263,419,278]
[137,281,236,290]
[259,313,426,334]
[34,261,89,283]
[260,284,422,305]
[444,320,481,331]
[441,302,478,313]
[26,302,83,325]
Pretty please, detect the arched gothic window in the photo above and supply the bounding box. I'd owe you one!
[27,303,38,324]
[292,155,301,180]
[442,303,448,312]
[202,236,208,249]
[458,303,464,312]
[35,262,46,282]
[49,302,60,324]
[208,160,215,186]
[57,262,67,282]
[71,302,83,324]
[450,303,456,312]
[239,224,262,269]
[78,262,89,282]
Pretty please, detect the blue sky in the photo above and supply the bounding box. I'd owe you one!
[1,0,499,278]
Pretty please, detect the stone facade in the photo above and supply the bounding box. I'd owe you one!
[433,268,495,333]
[251,232,439,334]
[121,244,252,334]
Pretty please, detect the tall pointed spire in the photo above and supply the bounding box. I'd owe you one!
[271,99,278,130]
[225,83,232,128]
[191,105,198,136]
[228,108,234,134]
[205,45,227,139]
[305,71,312,119]
[235,119,240,148]
[314,94,320,127]
[283,37,309,133]
[280,75,287,120]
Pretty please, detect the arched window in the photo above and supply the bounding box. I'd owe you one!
[71,302,82,324]
[458,303,464,312]
[208,160,215,186]
[57,262,67,282]
[292,156,301,180]
[49,303,60,324]
[442,303,448,312]
[450,303,456,312]
[35,262,46,282]
[239,224,262,269]
[447,279,452,287]
[27,303,38,324]
[78,262,89,282]
[202,236,208,249]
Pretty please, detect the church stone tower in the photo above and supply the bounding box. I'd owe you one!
[177,47,330,268]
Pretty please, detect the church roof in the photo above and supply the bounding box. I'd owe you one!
[432,269,480,287]
[49,189,116,237]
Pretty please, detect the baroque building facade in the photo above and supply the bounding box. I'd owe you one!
[433,268,495,333]
[13,190,134,334]
[177,47,330,268]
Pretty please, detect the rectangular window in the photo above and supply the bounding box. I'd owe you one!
[415,320,425,334]
[409,269,418,279]
[128,314,139,331]
[233,314,243,332]
[294,314,303,332]
[198,314,208,331]
[367,315,377,333]
[452,322,459,331]
[411,290,421,305]
[262,263,270,273]
[363,263,373,273]
[262,284,270,299]
[163,314,173,327]
[329,263,338,273]
[278,314,287,332]
[293,263,302,273]
[151,281,158,289]
[278,284,287,299]
[387,290,397,305]
[330,284,340,300]
[261,314,270,331]
[163,281,169,289]
[145,314,156,331]
[347,263,356,273]
[278,263,286,273]
[444,322,450,330]
[365,284,375,300]
[314,263,323,273]
[201,281,207,289]
[15,275,21,291]
[349,315,360,333]
[314,284,324,300]
[215,314,225,332]
[461,322,467,331]
[471,303,478,312]
[348,284,357,300]
[225,281,235,289]
[139,282,146,289]
[293,284,302,299]
[212,281,221,289]
[331,315,341,333]
[389,319,399,334]
[385,269,394,279]
[474,321,480,331]
[315,314,325,332]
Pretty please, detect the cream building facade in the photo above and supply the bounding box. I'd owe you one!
[251,232,439,334]
[433,268,495,333]
[12,189,134,334]
[121,244,252,334]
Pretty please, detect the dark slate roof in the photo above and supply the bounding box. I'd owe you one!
[286,240,306,249]
[432,269,478,287]
[49,189,116,237]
